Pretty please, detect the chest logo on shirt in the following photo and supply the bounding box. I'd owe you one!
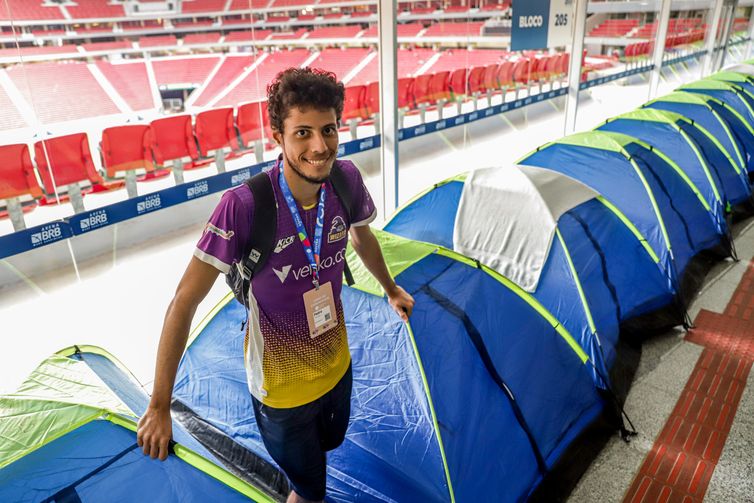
[204,223,234,241]
[273,265,292,283]
[327,216,347,244]
[274,235,296,254]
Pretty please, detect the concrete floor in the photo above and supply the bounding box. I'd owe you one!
[1,48,753,501]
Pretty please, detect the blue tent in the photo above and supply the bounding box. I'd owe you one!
[677,80,754,140]
[383,166,673,387]
[597,108,749,233]
[0,346,279,503]
[519,131,724,309]
[173,231,610,502]
[644,91,754,177]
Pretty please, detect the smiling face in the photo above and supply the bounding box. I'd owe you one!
[273,106,339,185]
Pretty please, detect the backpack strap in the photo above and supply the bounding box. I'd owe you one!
[328,163,356,286]
[231,172,277,307]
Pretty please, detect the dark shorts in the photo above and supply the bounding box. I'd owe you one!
[252,364,352,501]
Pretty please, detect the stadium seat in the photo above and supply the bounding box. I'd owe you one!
[149,115,200,175]
[497,60,515,88]
[100,125,170,195]
[449,68,468,99]
[397,78,415,110]
[482,64,500,92]
[194,107,241,169]
[413,74,433,105]
[0,143,42,228]
[0,144,42,202]
[365,82,380,116]
[34,133,123,211]
[342,85,369,121]
[468,66,486,94]
[428,71,451,103]
[236,101,273,162]
[512,58,531,84]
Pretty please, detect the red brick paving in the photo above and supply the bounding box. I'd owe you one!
[623,261,754,503]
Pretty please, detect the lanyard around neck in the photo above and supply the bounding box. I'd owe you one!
[278,164,327,288]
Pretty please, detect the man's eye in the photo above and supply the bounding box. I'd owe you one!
[295,130,308,137]
[323,127,336,135]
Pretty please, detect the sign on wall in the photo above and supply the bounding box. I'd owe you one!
[511,0,576,51]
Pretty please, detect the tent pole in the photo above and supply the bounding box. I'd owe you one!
[563,0,588,136]
[648,0,672,101]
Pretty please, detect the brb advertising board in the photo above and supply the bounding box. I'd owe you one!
[511,0,575,51]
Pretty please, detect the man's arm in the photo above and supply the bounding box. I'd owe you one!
[136,257,220,460]
[349,225,414,321]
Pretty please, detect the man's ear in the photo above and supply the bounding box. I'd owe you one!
[272,129,282,146]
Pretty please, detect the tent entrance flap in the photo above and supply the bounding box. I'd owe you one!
[453,165,599,292]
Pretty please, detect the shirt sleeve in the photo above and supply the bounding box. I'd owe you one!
[194,189,251,274]
[342,160,377,227]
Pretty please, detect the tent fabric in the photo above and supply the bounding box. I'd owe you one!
[678,80,754,132]
[452,165,599,292]
[0,349,274,503]
[643,91,754,175]
[520,131,723,290]
[598,109,749,225]
[383,172,673,386]
[173,230,606,502]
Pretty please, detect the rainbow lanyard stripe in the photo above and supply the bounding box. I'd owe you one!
[278,165,327,288]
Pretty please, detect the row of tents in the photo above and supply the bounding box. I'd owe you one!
[5,62,754,502]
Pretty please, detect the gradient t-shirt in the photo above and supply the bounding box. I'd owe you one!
[194,159,377,408]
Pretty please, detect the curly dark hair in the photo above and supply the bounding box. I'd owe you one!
[266,67,345,133]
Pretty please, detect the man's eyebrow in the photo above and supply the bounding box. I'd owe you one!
[292,123,337,129]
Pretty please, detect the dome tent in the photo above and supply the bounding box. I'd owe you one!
[520,131,726,329]
[596,108,750,237]
[0,346,280,502]
[383,165,673,390]
[677,79,754,135]
[171,230,613,503]
[643,91,754,177]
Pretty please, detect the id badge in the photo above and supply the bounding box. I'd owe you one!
[303,281,338,338]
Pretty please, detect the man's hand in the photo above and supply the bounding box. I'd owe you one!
[137,406,173,461]
[386,284,414,322]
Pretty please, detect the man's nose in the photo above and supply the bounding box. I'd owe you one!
[310,132,327,153]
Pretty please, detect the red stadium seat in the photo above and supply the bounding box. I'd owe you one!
[449,68,468,98]
[482,64,500,91]
[512,58,531,84]
[342,85,369,121]
[468,66,486,94]
[397,77,415,110]
[496,61,514,87]
[365,82,380,116]
[428,71,451,102]
[0,143,43,202]
[195,107,241,159]
[236,101,274,158]
[100,125,168,180]
[35,133,123,204]
[149,115,200,170]
[413,74,433,105]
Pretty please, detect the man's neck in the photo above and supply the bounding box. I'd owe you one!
[282,160,320,207]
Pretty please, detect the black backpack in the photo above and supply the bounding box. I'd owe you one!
[226,163,356,308]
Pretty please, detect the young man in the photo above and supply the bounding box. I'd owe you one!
[137,68,414,503]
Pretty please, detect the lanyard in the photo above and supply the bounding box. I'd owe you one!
[278,163,327,288]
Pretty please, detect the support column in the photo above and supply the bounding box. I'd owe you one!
[378,0,399,216]
[702,0,726,77]
[648,0,672,100]
[716,3,736,71]
[563,0,588,136]
[745,6,754,60]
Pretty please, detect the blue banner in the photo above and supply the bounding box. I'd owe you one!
[511,0,550,51]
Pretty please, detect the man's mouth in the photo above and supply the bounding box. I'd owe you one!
[302,156,330,167]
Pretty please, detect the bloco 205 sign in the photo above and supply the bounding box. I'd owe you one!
[511,0,575,51]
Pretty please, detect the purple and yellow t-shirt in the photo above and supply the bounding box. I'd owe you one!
[194,160,376,408]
